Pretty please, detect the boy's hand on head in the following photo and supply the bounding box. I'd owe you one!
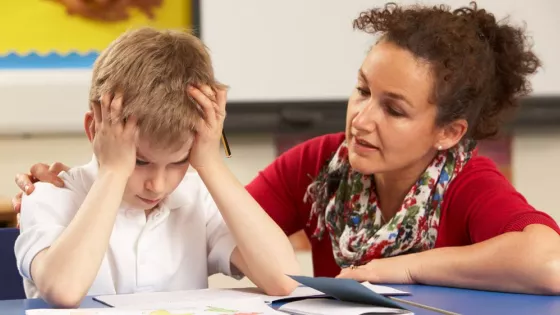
[187,84,228,169]
[93,93,139,178]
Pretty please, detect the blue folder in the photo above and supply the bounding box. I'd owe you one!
[288,275,409,311]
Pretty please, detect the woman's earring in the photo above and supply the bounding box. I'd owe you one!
[438,145,443,151]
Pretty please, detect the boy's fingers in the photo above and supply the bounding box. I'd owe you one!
[199,85,217,103]
[200,85,226,119]
[100,94,112,126]
[110,93,124,127]
[189,85,213,105]
[188,86,215,123]
[215,88,228,116]
[124,115,139,137]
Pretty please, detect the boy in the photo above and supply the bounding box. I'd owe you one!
[14,27,299,308]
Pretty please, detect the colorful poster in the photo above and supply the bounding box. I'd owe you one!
[0,0,192,69]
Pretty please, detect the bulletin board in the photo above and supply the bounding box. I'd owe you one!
[0,0,193,69]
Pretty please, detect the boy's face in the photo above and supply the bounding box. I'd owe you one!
[123,137,192,210]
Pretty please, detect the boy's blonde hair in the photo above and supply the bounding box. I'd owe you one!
[89,27,220,150]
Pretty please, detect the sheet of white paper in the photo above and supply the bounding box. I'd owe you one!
[278,298,413,315]
[27,297,283,315]
[94,286,325,308]
[360,282,410,296]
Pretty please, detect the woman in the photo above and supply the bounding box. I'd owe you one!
[13,2,560,295]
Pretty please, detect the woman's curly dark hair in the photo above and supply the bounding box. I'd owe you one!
[353,1,541,139]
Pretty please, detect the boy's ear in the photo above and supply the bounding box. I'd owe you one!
[84,111,96,143]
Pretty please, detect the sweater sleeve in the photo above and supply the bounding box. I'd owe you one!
[245,133,345,237]
[444,156,560,244]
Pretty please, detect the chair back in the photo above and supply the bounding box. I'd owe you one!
[0,228,25,300]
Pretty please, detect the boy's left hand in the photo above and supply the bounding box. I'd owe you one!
[187,84,228,170]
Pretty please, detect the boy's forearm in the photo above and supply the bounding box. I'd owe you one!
[33,170,128,307]
[196,159,300,295]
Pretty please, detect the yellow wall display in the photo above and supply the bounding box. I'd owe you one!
[1,0,192,56]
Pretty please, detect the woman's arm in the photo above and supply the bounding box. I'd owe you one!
[412,162,560,294]
[338,161,560,294]
[339,224,560,294]
[411,224,560,294]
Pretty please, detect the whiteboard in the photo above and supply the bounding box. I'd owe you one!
[0,69,91,135]
[201,0,560,102]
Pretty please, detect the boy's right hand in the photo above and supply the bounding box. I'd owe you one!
[93,93,138,178]
[12,93,138,214]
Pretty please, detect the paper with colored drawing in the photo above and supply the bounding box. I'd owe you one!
[26,297,283,315]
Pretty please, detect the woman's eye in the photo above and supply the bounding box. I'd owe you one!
[385,104,405,117]
[356,87,370,96]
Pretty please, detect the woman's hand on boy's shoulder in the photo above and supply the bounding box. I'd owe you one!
[13,162,69,213]
[186,84,228,170]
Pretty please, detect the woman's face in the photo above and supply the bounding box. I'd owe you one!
[346,41,447,176]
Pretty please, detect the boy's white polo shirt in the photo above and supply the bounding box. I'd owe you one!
[15,157,241,298]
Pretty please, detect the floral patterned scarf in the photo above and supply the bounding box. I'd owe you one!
[304,139,476,268]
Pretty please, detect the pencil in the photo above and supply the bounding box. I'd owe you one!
[221,130,231,158]
[390,297,460,315]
